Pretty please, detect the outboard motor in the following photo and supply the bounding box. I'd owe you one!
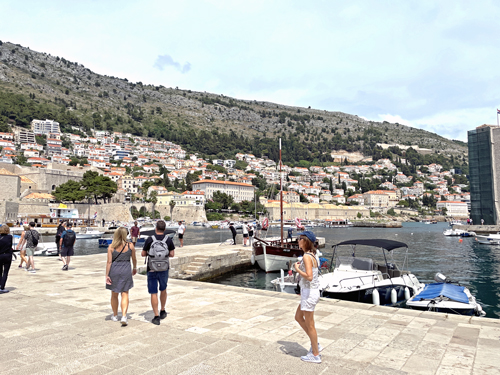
[434,273,450,283]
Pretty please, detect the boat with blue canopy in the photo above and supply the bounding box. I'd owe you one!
[406,273,485,316]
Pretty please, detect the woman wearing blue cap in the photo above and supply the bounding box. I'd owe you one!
[294,230,322,364]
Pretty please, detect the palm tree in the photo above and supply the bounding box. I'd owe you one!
[169,199,176,221]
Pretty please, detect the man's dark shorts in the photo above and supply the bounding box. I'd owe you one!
[61,246,74,257]
[178,233,184,239]
[147,270,169,294]
[243,234,249,238]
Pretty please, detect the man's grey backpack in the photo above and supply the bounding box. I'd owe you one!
[148,235,170,271]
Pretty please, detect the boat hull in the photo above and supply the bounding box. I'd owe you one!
[76,234,103,239]
[253,239,303,272]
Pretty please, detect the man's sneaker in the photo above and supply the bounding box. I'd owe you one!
[0,289,9,294]
[121,316,128,326]
[28,269,36,273]
[152,316,160,325]
[111,315,119,322]
[308,343,324,355]
[300,352,321,364]
[62,265,68,271]
[160,310,167,319]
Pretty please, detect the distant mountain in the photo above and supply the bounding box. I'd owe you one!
[0,40,467,165]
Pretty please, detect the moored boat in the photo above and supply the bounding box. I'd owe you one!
[76,227,104,239]
[272,239,424,307]
[406,273,485,316]
[475,233,500,245]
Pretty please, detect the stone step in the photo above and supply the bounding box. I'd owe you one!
[194,257,209,262]
[186,265,203,272]
[183,269,199,275]
[189,262,206,267]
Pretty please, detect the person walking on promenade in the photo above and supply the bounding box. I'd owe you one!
[130,221,140,246]
[102,218,106,227]
[55,220,66,262]
[177,221,186,247]
[0,225,14,293]
[142,220,175,325]
[229,223,237,245]
[294,230,322,364]
[60,222,76,271]
[22,222,39,274]
[481,218,484,226]
[242,222,249,246]
[105,227,137,326]
[16,225,29,269]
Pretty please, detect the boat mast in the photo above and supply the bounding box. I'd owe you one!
[280,138,283,246]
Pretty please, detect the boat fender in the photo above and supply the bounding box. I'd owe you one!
[372,289,380,305]
[474,305,484,316]
[391,288,397,304]
[250,254,255,265]
[434,273,448,283]
[404,287,410,300]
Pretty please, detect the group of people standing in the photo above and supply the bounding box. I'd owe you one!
[229,221,254,246]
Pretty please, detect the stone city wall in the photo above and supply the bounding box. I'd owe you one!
[265,204,370,221]
[155,205,208,223]
[62,203,134,223]
[0,201,19,223]
[0,175,20,200]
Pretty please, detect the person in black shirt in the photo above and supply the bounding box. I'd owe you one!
[55,221,66,261]
[0,225,14,293]
[229,223,237,245]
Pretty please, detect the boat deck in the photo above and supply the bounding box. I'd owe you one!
[1,250,499,374]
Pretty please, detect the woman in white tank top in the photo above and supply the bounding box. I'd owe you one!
[294,231,322,364]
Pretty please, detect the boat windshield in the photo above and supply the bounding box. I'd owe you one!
[336,256,374,271]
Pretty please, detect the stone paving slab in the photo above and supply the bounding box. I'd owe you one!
[1,250,500,374]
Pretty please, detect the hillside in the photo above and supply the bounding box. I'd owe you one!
[0,40,468,165]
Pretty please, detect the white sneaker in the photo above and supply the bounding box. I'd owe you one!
[111,315,119,322]
[308,343,324,355]
[121,316,128,326]
[28,269,36,273]
[300,352,321,364]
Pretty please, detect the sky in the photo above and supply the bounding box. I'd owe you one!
[1,0,500,142]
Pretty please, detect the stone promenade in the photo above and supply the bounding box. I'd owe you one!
[1,248,500,375]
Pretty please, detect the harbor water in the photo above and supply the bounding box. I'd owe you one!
[42,222,500,318]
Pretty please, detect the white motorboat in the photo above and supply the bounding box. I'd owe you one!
[12,234,58,256]
[443,228,465,236]
[76,227,104,239]
[475,233,500,245]
[272,239,424,306]
[406,273,485,316]
[33,243,59,256]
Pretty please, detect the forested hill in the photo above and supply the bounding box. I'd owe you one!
[0,40,467,166]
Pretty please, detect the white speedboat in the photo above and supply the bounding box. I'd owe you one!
[475,233,500,245]
[76,227,104,239]
[406,273,485,316]
[443,228,465,236]
[34,242,59,256]
[272,239,424,306]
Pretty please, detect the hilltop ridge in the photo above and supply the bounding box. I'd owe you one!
[0,40,467,163]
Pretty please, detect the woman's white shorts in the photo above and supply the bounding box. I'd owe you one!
[300,288,320,312]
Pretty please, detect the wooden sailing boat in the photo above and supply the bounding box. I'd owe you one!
[252,138,303,272]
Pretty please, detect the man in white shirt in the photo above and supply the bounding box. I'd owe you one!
[177,221,186,247]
